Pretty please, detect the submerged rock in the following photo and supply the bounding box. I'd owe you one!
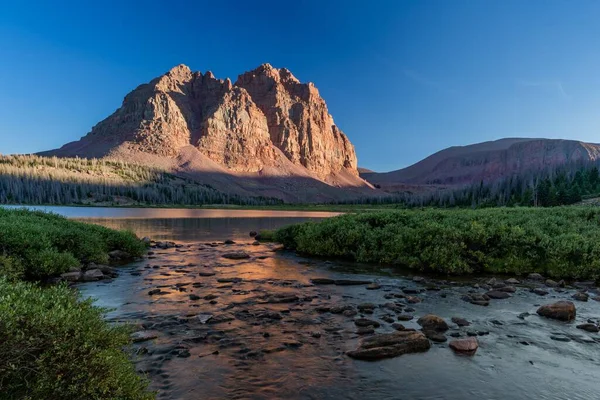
[310,278,335,285]
[131,330,159,343]
[576,323,599,333]
[424,331,447,343]
[222,251,250,260]
[572,292,589,302]
[356,327,375,335]
[451,317,470,327]
[536,301,576,322]
[462,293,490,306]
[449,337,478,355]
[346,331,431,360]
[334,279,372,286]
[486,290,511,299]
[354,318,381,328]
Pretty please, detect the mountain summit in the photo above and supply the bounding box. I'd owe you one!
[45,64,361,192]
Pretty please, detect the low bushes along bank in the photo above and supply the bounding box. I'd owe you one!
[0,207,146,281]
[273,207,600,280]
[0,208,153,399]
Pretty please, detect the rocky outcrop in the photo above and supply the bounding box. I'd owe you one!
[46,63,361,183]
[236,64,358,180]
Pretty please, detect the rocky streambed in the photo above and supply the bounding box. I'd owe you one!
[77,239,600,400]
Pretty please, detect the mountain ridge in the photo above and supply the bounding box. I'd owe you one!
[361,138,600,190]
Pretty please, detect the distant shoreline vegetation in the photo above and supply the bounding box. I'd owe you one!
[3,155,600,210]
[0,154,282,207]
[272,207,600,280]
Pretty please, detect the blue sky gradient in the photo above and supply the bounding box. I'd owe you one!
[2,0,600,171]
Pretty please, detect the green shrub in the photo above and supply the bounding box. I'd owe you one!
[275,207,600,279]
[0,278,154,399]
[0,208,146,280]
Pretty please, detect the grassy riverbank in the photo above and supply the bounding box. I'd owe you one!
[0,207,146,280]
[0,208,153,399]
[273,207,600,280]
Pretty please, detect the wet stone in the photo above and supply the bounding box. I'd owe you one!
[417,315,449,332]
[497,286,516,293]
[397,314,414,321]
[347,331,431,360]
[311,278,335,285]
[334,279,372,286]
[462,293,490,306]
[222,252,250,260]
[486,290,511,299]
[217,277,242,283]
[449,337,478,355]
[451,317,470,327]
[343,309,358,317]
[572,292,589,302]
[131,330,160,343]
[533,288,549,296]
[550,335,571,342]
[576,323,599,333]
[424,331,447,343]
[355,318,381,328]
[405,296,421,304]
[392,323,406,331]
[356,327,375,335]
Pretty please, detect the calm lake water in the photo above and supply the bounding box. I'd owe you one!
[11,206,600,399]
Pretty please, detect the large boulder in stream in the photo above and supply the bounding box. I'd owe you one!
[536,301,576,322]
[347,331,431,360]
[417,314,449,332]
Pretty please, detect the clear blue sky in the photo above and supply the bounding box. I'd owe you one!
[2,0,600,172]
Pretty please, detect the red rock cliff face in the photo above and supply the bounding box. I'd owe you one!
[50,64,359,180]
[236,64,358,179]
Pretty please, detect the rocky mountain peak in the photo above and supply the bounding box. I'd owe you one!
[45,63,362,184]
